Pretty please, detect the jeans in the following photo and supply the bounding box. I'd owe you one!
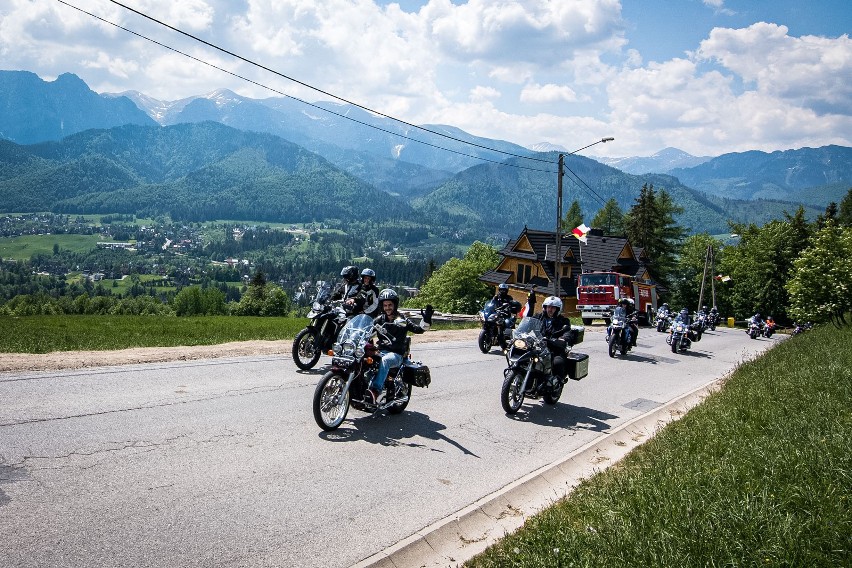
[372,350,403,392]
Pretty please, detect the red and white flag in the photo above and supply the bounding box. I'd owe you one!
[572,223,590,243]
[518,298,531,318]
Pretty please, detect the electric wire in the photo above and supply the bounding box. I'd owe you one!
[58,0,616,206]
[53,0,557,174]
[105,0,558,167]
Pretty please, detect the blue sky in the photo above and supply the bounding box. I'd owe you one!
[0,0,849,157]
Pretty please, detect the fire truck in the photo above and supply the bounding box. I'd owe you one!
[575,272,658,326]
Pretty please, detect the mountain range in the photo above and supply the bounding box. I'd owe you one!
[0,70,848,238]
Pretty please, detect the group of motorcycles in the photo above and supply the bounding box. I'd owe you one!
[294,281,432,431]
[652,307,723,354]
[746,318,776,339]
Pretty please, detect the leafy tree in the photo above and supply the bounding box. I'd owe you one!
[591,198,625,236]
[668,234,725,313]
[787,221,852,326]
[720,207,811,323]
[560,200,584,233]
[173,286,226,316]
[407,241,499,314]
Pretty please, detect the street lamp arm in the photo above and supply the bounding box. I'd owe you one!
[565,137,615,156]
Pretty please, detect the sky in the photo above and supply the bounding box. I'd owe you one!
[0,0,850,158]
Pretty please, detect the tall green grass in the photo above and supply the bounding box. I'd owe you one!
[0,315,477,353]
[0,315,307,353]
[467,325,852,567]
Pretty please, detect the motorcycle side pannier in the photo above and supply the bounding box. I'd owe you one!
[568,325,585,345]
[402,362,431,388]
[566,351,589,380]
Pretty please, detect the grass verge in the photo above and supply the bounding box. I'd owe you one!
[466,324,852,567]
[0,315,478,353]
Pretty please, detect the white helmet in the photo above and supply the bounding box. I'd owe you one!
[542,296,562,311]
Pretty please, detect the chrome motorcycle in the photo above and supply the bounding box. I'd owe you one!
[500,317,588,414]
[477,298,519,353]
[312,314,431,431]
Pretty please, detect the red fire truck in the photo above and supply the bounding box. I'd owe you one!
[575,272,658,326]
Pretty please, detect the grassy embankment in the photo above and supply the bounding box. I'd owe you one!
[466,324,851,567]
[0,315,475,353]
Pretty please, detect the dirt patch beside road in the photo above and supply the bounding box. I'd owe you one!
[0,328,482,373]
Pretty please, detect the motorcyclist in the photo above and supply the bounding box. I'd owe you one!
[492,283,514,311]
[331,265,363,313]
[527,291,573,384]
[749,312,764,329]
[358,268,381,318]
[619,297,639,346]
[675,308,691,325]
[368,289,433,404]
[709,306,719,323]
[658,302,671,317]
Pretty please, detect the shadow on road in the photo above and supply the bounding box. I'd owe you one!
[505,403,618,432]
[318,411,479,457]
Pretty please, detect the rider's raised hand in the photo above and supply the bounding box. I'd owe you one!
[421,304,434,324]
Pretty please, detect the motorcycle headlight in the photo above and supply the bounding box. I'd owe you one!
[513,338,527,349]
[332,342,342,355]
[312,302,323,311]
[341,341,356,356]
[354,346,365,358]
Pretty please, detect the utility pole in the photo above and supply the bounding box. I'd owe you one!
[697,244,716,311]
[554,154,564,297]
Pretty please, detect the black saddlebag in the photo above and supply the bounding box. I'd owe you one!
[402,362,431,388]
[566,351,589,380]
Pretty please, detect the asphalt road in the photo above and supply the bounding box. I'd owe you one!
[0,326,780,568]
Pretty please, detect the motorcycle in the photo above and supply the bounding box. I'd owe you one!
[707,311,720,331]
[763,319,776,338]
[655,309,672,333]
[747,320,763,340]
[667,319,701,353]
[695,311,709,332]
[792,321,812,336]
[312,314,431,431]
[477,299,519,353]
[606,306,632,357]
[500,317,588,414]
[292,281,350,370]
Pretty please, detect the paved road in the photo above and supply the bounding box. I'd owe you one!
[0,326,779,568]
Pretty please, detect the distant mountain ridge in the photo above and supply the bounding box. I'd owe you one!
[596,147,713,174]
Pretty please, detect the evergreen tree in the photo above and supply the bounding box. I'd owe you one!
[624,184,686,288]
[591,198,625,236]
[837,187,852,227]
[560,200,584,232]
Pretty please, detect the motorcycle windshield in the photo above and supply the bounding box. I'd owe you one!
[337,314,373,346]
[513,316,543,337]
[613,306,626,319]
[480,299,497,318]
[313,282,332,304]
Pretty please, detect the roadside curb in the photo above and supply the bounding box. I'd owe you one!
[349,374,729,568]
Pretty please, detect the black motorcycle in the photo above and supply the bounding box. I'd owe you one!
[477,298,519,353]
[668,318,701,353]
[292,281,349,370]
[312,314,431,431]
[707,311,720,331]
[655,309,672,333]
[606,305,633,357]
[500,317,588,414]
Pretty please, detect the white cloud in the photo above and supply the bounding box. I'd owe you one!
[520,83,578,104]
[469,85,501,102]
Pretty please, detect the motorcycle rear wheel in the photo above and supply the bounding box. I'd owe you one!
[543,381,563,404]
[387,380,412,415]
[500,370,525,414]
[313,372,350,431]
[477,329,492,353]
[293,328,322,370]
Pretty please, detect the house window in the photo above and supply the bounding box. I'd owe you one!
[517,264,532,284]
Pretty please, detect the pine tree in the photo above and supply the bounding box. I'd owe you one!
[591,198,625,236]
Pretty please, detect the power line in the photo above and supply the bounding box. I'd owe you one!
[53,0,558,174]
[105,0,558,167]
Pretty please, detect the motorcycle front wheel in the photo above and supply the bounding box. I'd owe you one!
[478,329,492,353]
[293,328,322,370]
[608,333,618,358]
[500,370,525,414]
[313,372,350,431]
[671,337,678,353]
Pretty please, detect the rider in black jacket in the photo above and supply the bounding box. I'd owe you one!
[527,290,573,383]
[368,289,434,403]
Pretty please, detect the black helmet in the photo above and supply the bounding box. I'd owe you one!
[754,313,761,319]
[680,308,689,317]
[360,268,375,281]
[498,283,509,295]
[701,305,707,311]
[378,288,399,310]
[340,265,359,283]
[662,302,669,309]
